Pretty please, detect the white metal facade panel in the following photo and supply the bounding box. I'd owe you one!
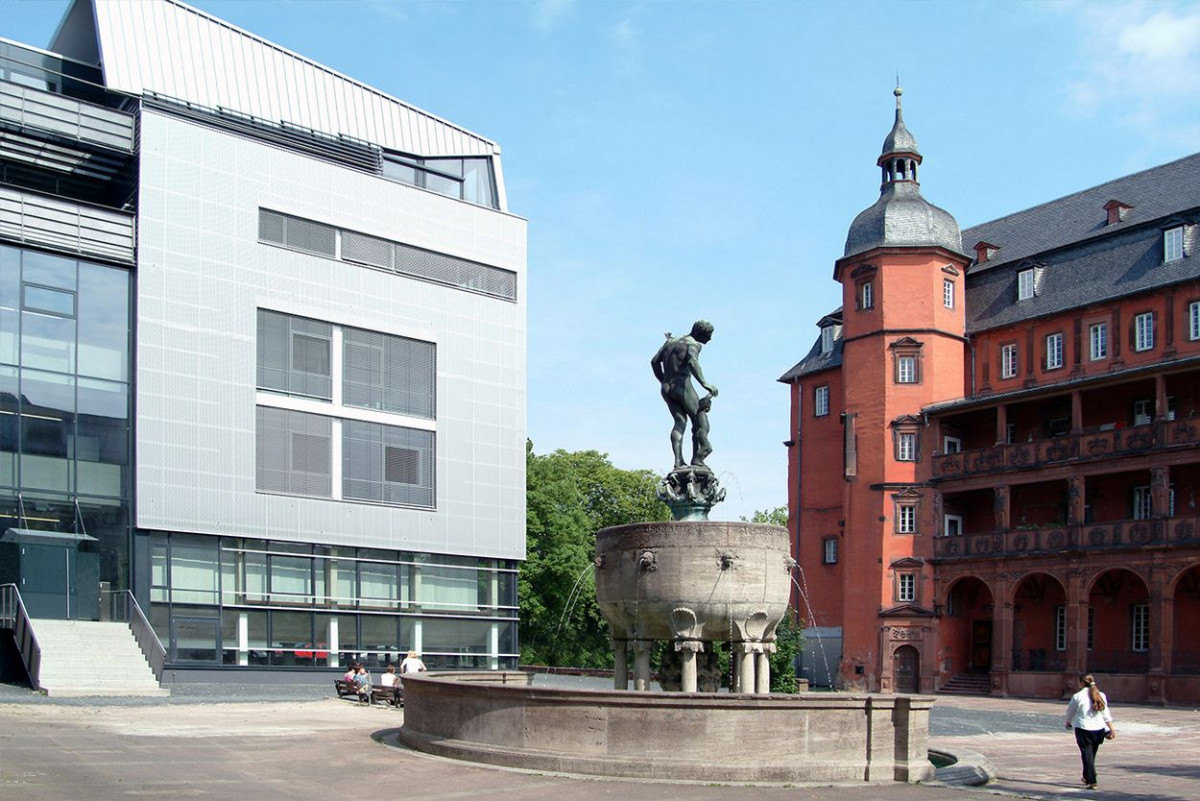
[90,0,497,160]
[135,111,526,560]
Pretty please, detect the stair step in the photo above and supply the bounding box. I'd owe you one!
[29,619,168,698]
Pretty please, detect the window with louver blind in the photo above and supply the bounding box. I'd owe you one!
[343,327,435,418]
[257,310,437,508]
[256,407,332,498]
[343,420,434,507]
[258,209,336,257]
[260,209,517,300]
[257,310,332,399]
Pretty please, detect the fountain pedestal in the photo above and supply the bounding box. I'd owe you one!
[594,520,792,693]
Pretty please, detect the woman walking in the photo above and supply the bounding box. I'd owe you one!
[1064,674,1117,789]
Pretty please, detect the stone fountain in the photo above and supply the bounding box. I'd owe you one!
[595,321,793,693]
[395,320,936,784]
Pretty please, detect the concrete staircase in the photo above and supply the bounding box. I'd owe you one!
[31,619,169,697]
[939,672,992,696]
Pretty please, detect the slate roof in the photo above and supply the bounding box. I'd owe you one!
[962,152,1200,275]
[844,181,964,259]
[964,152,1200,332]
[778,308,843,382]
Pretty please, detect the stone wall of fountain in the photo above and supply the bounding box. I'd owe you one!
[594,520,792,693]
[397,671,936,783]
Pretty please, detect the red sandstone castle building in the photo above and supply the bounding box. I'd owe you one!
[781,89,1200,704]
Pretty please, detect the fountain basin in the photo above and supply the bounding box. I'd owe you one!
[595,521,792,692]
[396,671,936,783]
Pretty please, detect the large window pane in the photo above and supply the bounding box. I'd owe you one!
[0,246,19,366]
[256,407,331,498]
[21,308,75,373]
[256,310,331,399]
[359,560,398,608]
[270,610,314,666]
[342,328,435,418]
[0,365,16,484]
[342,421,433,508]
[19,370,74,492]
[170,534,219,605]
[270,554,312,604]
[75,378,128,498]
[420,564,478,613]
[20,250,76,290]
[77,262,130,381]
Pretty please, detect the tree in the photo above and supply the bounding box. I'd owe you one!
[743,505,788,527]
[521,442,669,667]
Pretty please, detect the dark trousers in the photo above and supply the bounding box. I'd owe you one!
[1074,726,1106,784]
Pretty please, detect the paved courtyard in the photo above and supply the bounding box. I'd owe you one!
[0,682,1195,801]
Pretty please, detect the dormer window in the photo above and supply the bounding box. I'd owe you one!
[1164,226,1184,263]
[1017,269,1035,300]
[973,241,998,263]
[1104,200,1132,226]
[820,325,839,354]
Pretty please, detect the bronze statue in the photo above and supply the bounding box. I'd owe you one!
[651,320,718,470]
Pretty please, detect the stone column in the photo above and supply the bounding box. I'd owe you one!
[991,574,1013,696]
[1151,465,1171,518]
[995,404,1008,445]
[994,485,1010,531]
[613,640,629,690]
[1067,477,1086,525]
[1148,563,1168,704]
[677,641,702,693]
[756,642,775,694]
[738,644,756,693]
[1063,567,1086,698]
[632,640,653,691]
[1071,390,1083,433]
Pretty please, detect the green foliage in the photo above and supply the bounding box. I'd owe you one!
[521,441,669,668]
[769,611,805,692]
[743,505,789,527]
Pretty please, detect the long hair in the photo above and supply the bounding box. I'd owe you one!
[1081,674,1106,711]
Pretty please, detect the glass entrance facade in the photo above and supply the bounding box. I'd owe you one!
[0,244,132,601]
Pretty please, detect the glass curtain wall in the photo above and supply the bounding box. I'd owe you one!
[147,531,519,669]
[0,245,132,596]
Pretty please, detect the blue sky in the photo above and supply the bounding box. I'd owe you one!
[5,0,1200,521]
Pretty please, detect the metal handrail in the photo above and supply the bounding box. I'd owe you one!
[0,583,42,689]
[103,589,166,682]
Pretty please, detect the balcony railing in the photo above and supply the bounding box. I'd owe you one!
[932,516,1200,560]
[933,418,1200,481]
[1,78,136,153]
[0,184,135,264]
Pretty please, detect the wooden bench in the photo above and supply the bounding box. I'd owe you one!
[370,682,403,707]
[334,679,367,701]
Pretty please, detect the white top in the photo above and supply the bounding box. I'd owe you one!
[1065,686,1114,731]
[400,656,427,674]
[379,672,397,687]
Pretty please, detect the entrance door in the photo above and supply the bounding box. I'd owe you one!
[21,543,70,618]
[971,620,993,672]
[894,645,919,693]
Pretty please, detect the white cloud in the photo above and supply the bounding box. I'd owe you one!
[1068,1,1200,108]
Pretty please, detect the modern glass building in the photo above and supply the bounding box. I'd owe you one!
[0,0,526,676]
